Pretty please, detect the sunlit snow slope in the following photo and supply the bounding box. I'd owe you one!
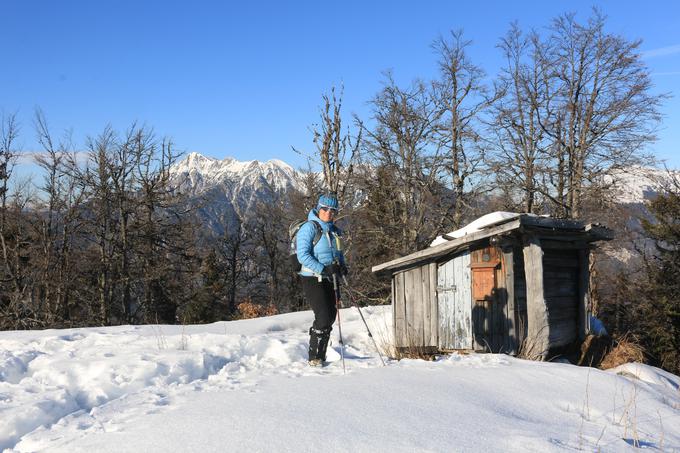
[1,307,679,452]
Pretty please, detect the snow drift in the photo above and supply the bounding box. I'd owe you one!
[1,307,678,452]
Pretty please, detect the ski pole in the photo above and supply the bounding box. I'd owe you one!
[332,273,346,374]
[341,275,386,366]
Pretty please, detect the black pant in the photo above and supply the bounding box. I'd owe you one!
[302,276,338,360]
[301,276,337,331]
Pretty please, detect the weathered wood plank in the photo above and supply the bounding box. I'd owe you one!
[404,269,417,346]
[502,249,517,354]
[543,255,580,268]
[493,265,504,352]
[578,249,590,341]
[544,283,579,298]
[429,262,438,347]
[437,259,453,349]
[545,295,579,308]
[548,319,577,345]
[411,267,424,347]
[544,270,578,280]
[455,251,472,349]
[523,237,549,359]
[421,264,431,347]
[452,256,461,348]
[539,239,588,250]
[472,301,484,350]
[391,277,396,348]
[547,308,579,321]
[394,272,406,347]
[483,301,489,351]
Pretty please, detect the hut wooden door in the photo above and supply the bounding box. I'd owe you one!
[437,251,472,350]
[470,246,504,352]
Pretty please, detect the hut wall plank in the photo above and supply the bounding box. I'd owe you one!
[578,249,590,341]
[421,264,431,347]
[523,237,550,358]
[493,265,504,352]
[437,259,454,349]
[454,251,472,349]
[391,277,396,348]
[543,248,580,348]
[514,247,528,344]
[548,319,577,345]
[543,255,579,268]
[472,301,482,350]
[452,256,461,348]
[429,262,439,347]
[544,283,580,298]
[502,250,517,354]
[394,271,406,347]
[414,267,425,345]
[404,269,419,346]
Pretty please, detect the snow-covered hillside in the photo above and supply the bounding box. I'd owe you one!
[1,307,679,452]
[604,166,678,205]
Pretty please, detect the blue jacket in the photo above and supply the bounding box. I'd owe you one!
[296,209,345,278]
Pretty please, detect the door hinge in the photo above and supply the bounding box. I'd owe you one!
[436,285,457,292]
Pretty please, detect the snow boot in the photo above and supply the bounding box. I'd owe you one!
[308,326,332,364]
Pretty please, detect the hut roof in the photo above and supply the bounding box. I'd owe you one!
[371,213,612,274]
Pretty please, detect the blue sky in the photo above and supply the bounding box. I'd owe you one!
[2,0,679,176]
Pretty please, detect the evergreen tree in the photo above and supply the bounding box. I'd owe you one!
[636,183,680,374]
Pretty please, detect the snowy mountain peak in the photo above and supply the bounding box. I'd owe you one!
[172,152,296,182]
[604,166,678,204]
[169,152,303,228]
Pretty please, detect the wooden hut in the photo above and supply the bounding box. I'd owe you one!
[372,214,612,358]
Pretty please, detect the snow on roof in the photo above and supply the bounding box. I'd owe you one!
[430,211,532,247]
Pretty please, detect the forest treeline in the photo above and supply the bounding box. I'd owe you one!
[1,11,678,374]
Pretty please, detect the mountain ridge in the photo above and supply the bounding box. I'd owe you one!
[169,152,304,234]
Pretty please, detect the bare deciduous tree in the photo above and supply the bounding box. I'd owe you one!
[491,24,548,214]
[432,30,498,227]
[295,85,360,203]
[492,12,665,218]
[33,109,85,324]
[541,11,664,218]
[359,73,445,255]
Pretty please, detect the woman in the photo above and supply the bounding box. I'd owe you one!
[296,193,348,366]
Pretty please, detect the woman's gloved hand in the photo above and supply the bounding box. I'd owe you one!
[322,263,342,277]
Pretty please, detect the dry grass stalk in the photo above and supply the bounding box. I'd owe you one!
[516,321,549,361]
[600,333,645,370]
[374,315,437,361]
[236,299,278,319]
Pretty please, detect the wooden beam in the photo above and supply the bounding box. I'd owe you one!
[523,237,549,359]
[502,249,517,354]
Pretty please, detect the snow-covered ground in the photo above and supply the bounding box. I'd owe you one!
[1,306,679,452]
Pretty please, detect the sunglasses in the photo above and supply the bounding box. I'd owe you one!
[320,207,338,214]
